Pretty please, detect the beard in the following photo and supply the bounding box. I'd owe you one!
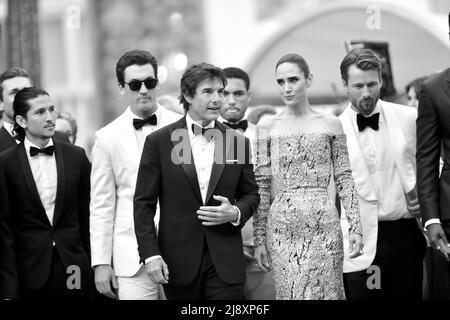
[357,95,379,115]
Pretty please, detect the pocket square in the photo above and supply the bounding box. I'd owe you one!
[226,159,238,163]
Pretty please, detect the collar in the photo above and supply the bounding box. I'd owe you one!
[3,121,14,136]
[24,137,54,153]
[128,105,161,123]
[349,101,381,118]
[186,113,215,140]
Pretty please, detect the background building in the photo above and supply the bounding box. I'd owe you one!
[0,0,449,152]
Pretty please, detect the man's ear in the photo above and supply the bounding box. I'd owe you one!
[119,84,125,95]
[15,115,27,129]
[247,90,252,104]
[306,74,313,88]
[184,94,192,104]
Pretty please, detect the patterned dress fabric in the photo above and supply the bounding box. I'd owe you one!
[254,132,362,300]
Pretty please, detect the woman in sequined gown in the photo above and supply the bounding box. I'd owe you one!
[253,54,363,300]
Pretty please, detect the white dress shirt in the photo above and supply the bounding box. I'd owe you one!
[145,114,241,265]
[350,105,411,221]
[24,137,57,227]
[185,114,241,223]
[186,113,216,204]
[130,107,161,152]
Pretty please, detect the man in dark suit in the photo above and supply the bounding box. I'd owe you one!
[0,87,92,300]
[0,67,68,152]
[219,67,275,300]
[134,63,260,300]
[417,70,450,255]
[416,15,450,288]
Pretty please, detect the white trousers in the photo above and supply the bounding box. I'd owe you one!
[117,265,160,300]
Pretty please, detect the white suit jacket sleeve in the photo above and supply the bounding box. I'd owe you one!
[90,131,116,267]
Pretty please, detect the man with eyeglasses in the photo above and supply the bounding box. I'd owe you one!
[90,50,181,300]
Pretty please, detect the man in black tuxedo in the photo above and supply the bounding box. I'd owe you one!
[416,14,450,288]
[219,67,275,300]
[134,63,259,300]
[0,68,68,152]
[417,72,450,252]
[0,87,92,300]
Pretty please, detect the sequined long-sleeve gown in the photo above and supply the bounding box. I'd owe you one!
[254,132,362,300]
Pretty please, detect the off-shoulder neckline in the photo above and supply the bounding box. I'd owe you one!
[262,131,345,137]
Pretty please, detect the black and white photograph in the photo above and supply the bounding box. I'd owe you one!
[0,0,449,316]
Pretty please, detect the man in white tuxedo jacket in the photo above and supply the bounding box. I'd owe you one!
[338,49,426,300]
[219,67,275,300]
[90,50,181,300]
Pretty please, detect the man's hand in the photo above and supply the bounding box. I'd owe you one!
[145,257,169,284]
[197,195,238,226]
[426,223,450,261]
[348,233,364,259]
[254,244,271,272]
[94,265,119,299]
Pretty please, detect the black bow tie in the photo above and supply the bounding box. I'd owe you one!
[30,145,54,157]
[223,120,248,132]
[191,123,214,136]
[133,114,157,130]
[357,113,379,131]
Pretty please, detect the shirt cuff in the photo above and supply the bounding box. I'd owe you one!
[424,218,441,230]
[230,206,241,226]
[144,255,162,265]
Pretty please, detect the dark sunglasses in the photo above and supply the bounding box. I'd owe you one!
[125,77,158,91]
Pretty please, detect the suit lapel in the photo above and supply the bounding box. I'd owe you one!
[381,102,416,193]
[205,121,232,204]
[159,104,174,127]
[117,108,141,169]
[17,143,52,226]
[169,117,203,203]
[0,126,16,149]
[445,68,450,102]
[340,107,377,201]
[52,140,65,226]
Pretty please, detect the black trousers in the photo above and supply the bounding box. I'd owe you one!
[163,243,244,300]
[344,218,427,300]
[20,247,93,300]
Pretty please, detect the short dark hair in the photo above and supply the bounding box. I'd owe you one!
[116,50,158,87]
[13,87,49,142]
[405,76,428,95]
[179,63,227,111]
[275,53,310,78]
[223,67,250,91]
[0,67,31,102]
[340,48,382,83]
